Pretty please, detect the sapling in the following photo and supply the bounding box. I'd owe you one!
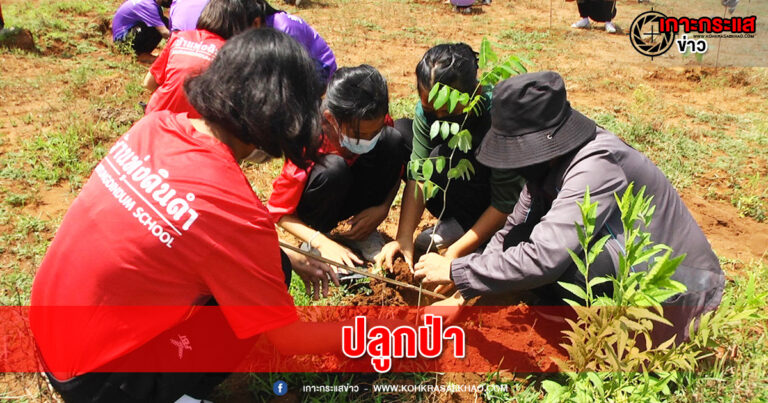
[543,184,701,402]
[409,37,528,253]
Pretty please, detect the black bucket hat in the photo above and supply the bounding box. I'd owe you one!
[476,71,596,169]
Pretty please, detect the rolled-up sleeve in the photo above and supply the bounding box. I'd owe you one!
[451,151,628,299]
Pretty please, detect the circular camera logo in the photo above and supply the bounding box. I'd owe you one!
[630,10,676,58]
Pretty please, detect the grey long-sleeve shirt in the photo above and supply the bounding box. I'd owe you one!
[452,128,724,333]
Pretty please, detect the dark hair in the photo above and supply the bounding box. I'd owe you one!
[244,0,280,25]
[416,43,479,95]
[196,0,249,39]
[323,65,388,139]
[185,28,322,169]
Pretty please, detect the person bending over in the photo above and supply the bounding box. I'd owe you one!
[269,65,407,267]
[376,43,525,270]
[112,0,172,60]
[31,29,346,403]
[142,0,250,117]
[414,71,724,343]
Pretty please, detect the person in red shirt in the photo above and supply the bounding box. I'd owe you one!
[142,0,249,117]
[31,29,343,403]
[268,65,408,268]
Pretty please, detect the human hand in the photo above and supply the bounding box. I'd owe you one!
[315,236,363,271]
[283,247,340,300]
[374,239,414,270]
[341,205,389,241]
[414,253,453,285]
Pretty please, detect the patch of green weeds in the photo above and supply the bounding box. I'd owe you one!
[4,192,33,207]
[389,94,419,120]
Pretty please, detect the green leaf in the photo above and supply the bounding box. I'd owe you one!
[558,282,588,302]
[448,89,460,113]
[567,249,586,276]
[429,183,440,198]
[429,121,440,140]
[447,167,460,180]
[440,121,450,140]
[423,181,433,202]
[587,235,611,265]
[433,85,450,110]
[478,37,497,70]
[428,83,440,103]
[458,93,470,106]
[541,380,566,399]
[586,372,604,394]
[588,277,611,288]
[507,55,527,74]
[447,134,459,150]
[409,160,420,179]
[457,131,472,153]
[435,156,446,173]
[422,159,434,181]
[450,122,460,135]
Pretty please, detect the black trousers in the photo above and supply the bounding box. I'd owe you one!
[296,127,407,233]
[45,253,293,403]
[120,18,167,55]
[395,118,491,231]
[577,0,617,22]
[502,199,615,305]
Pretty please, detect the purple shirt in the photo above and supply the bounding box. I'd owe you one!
[266,12,337,82]
[169,0,210,32]
[112,0,167,41]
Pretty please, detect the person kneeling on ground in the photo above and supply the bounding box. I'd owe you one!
[376,43,525,270]
[269,65,407,268]
[31,29,355,403]
[142,0,250,117]
[414,71,724,343]
[112,0,171,61]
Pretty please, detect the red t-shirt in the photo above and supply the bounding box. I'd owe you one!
[145,30,225,118]
[30,112,297,379]
[267,116,394,221]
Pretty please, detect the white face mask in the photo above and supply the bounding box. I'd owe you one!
[340,130,382,155]
[243,147,272,164]
[329,116,383,155]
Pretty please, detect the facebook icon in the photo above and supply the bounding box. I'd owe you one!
[273,380,288,396]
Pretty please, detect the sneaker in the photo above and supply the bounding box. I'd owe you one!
[571,18,590,29]
[414,218,465,251]
[605,21,617,33]
[346,231,386,262]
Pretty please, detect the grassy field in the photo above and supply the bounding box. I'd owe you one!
[1,0,767,401]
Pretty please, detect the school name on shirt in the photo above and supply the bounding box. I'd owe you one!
[342,315,466,373]
[93,138,201,248]
[171,37,219,61]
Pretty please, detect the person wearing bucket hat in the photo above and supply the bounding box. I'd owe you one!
[415,71,724,343]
